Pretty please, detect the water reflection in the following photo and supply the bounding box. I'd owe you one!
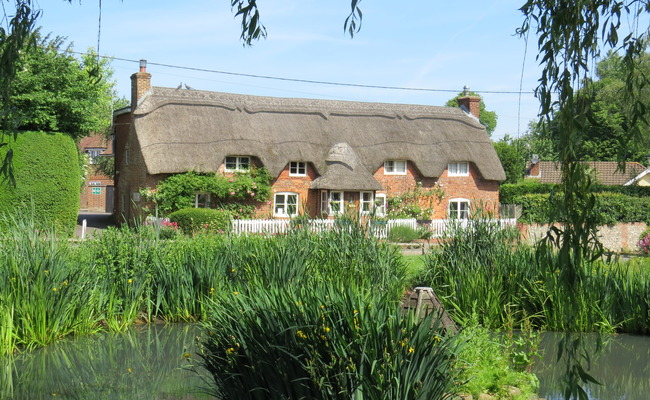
[1,324,212,400]
[534,333,650,400]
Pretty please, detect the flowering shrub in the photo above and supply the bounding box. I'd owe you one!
[638,229,650,255]
[143,219,180,239]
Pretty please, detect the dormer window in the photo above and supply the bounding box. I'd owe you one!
[289,161,307,176]
[384,160,407,175]
[448,162,469,177]
[225,156,250,172]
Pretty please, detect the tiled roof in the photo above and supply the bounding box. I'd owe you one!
[78,134,113,155]
[526,161,647,185]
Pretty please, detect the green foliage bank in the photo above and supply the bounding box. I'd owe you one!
[0,131,80,235]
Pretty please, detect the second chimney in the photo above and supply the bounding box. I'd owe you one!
[457,86,481,119]
[131,59,151,110]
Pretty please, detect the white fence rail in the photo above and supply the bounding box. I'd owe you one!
[231,218,517,239]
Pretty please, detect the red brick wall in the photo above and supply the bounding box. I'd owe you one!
[372,161,499,219]
[434,163,499,217]
[114,112,156,224]
[267,163,319,218]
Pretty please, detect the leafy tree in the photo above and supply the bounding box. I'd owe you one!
[523,50,650,163]
[493,137,526,184]
[6,32,122,140]
[446,92,498,136]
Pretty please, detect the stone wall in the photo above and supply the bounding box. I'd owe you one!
[520,222,648,253]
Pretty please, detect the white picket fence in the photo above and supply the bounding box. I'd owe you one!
[231,218,517,239]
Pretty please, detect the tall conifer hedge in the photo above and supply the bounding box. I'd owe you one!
[0,131,80,236]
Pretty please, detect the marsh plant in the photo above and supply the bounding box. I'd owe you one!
[418,219,650,334]
[198,285,462,400]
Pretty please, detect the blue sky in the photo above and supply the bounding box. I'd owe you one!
[37,0,543,140]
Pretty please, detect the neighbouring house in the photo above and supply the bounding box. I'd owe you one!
[525,156,648,186]
[78,134,114,213]
[113,61,505,223]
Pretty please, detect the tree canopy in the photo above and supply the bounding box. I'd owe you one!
[5,32,123,140]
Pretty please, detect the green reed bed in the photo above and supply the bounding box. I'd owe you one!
[2,214,540,399]
[0,215,407,354]
[198,284,462,400]
[417,221,650,334]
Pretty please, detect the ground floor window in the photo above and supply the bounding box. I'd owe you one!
[448,198,470,219]
[195,193,211,208]
[374,193,386,216]
[274,192,298,217]
[360,191,373,215]
[328,191,344,215]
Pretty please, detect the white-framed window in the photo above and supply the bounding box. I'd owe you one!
[374,193,387,217]
[86,148,104,164]
[329,191,344,215]
[195,193,211,208]
[274,192,299,217]
[289,161,307,176]
[225,156,250,172]
[320,191,329,214]
[124,148,130,165]
[91,187,102,195]
[448,198,470,219]
[384,160,407,175]
[448,162,469,177]
[360,191,374,215]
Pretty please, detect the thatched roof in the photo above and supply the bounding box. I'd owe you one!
[310,143,382,190]
[132,87,506,181]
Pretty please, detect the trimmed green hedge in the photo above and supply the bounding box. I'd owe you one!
[513,192,650,225]
[0,131,80,236]
[168,208,232,235]
[501,180,650,204]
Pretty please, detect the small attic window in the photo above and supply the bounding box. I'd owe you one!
[225,156,250,172]
[384,160,407,175]
[289,161,307,176]
[448,162,469,177]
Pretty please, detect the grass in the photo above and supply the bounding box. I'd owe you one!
[402,253,427,283]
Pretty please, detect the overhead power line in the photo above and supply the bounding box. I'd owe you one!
[79,52,536,96]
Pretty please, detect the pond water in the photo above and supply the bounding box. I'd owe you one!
[2,326,648,399]
[1,324,213,400]
[533,333,650,400]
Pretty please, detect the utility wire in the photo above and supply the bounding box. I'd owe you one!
[76,52,536,96]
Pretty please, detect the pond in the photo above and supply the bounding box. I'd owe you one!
[534,333,650,400]
[2,326,648,399]
[1,324,213,400]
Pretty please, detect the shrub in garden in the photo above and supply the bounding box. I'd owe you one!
[168,208,231,235]
[388,225,420,243]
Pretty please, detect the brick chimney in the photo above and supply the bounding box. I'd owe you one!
[457,85,481,119]
[131,59,151,110]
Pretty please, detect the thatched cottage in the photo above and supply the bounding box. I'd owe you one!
[113,61,505,222]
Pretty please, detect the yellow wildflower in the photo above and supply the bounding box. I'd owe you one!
[408,347,414,354]
[128,279,133,284]
[233,291,239,296]
[296,330,307,339]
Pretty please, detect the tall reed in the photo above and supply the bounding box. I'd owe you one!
[198,284,461,400]
[418,220,650,333]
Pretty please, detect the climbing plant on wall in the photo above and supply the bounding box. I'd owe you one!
[140,168,272,217]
